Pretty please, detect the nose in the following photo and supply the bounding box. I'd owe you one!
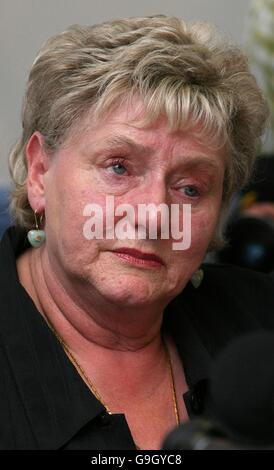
[134,178,170,240]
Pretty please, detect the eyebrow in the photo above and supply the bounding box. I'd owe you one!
[101,135,221,172]
[103,135,151,155]
[176,157,221,172]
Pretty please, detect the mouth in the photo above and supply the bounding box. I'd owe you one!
[110,248,165,268]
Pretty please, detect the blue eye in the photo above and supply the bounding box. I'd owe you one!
[111,163,127,175]
[181,186,199,197]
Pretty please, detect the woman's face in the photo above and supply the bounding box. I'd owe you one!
[34,100,226,308]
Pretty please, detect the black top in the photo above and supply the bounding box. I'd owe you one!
[0,226,273,450]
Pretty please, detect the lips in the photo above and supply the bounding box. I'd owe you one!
[111,248,164,266]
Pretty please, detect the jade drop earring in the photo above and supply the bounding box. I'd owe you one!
[27,210,46,248]
[190,268,204,288]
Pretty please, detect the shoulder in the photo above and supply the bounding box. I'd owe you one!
[201,262,273,306]
[201,262,273,301]
[172,263,274,355]
[198,263,274,328]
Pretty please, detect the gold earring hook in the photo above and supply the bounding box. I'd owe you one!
[34,210,44,230]
[34,210,39,230]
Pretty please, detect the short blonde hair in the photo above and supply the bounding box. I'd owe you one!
[9,15,269,237]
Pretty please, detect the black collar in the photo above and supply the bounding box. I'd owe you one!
[0,226,212,448]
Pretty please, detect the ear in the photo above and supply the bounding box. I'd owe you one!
[26,131,50,212]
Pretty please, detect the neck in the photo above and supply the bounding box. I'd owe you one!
[20,246,166,358]
[16,246,187,434]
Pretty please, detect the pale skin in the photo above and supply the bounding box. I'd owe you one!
[17,99,226,449]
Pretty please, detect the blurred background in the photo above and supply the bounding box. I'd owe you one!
[0,0,273,272]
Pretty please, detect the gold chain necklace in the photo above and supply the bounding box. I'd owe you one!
[43,314,180,447]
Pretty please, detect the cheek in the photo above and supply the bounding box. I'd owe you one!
[46,163,105,234]
[45,174,106,263]
[169,198,219,245]
[192,213,217,244]
[165,210,219,295]
[191,205,220,251]
[171,206,220,265]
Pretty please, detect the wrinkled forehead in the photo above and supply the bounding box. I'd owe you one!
[60,98,227,183]
[67,94,229,158]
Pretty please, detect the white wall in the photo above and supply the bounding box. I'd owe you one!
[0,0,251,185]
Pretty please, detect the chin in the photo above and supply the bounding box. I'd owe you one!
[95,274,162,307]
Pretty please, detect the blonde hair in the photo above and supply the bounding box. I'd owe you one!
[9,15,269,241]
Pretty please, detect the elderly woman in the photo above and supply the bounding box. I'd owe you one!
[1,15,273,450]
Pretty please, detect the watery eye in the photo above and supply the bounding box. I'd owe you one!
[111,163,127,175]
[181,186,199,197]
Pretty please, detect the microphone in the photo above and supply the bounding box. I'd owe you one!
[161,419,249,450]
[162,332,274,450]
